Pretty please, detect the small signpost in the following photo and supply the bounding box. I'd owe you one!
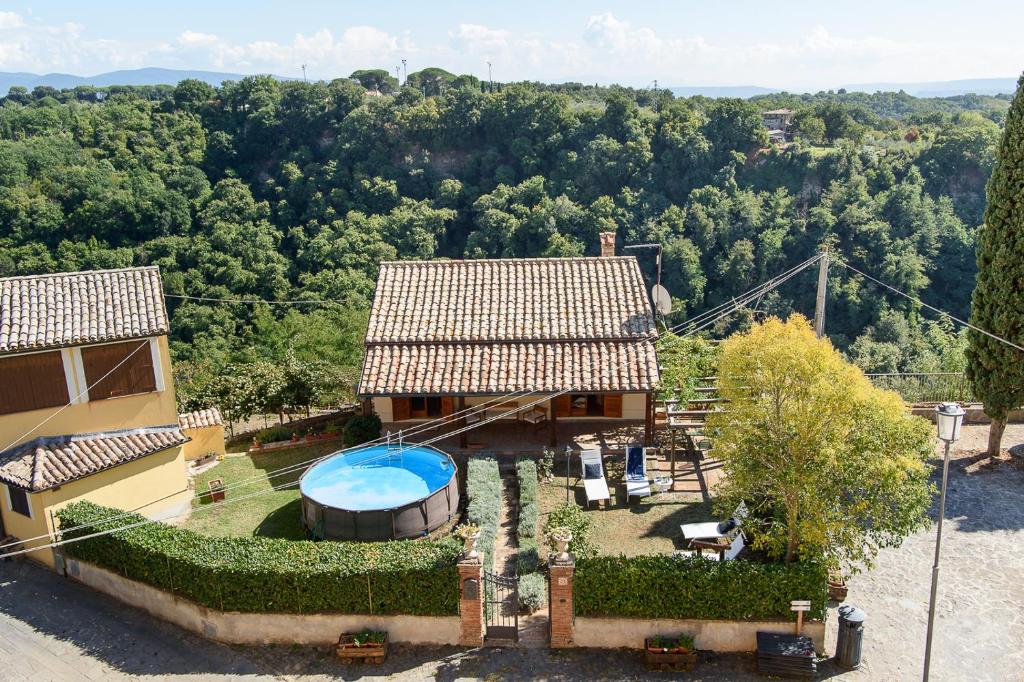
[791,599,812,636]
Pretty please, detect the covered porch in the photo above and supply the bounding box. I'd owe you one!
[369,391,656,448]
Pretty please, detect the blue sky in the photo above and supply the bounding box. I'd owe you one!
[2,1,1022,88]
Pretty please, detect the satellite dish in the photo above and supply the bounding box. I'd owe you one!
[652,284,672,315]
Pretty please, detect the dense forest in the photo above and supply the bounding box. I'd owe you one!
[0,71,1004,407]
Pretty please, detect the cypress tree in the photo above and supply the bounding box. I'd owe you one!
[966,73,1024,456]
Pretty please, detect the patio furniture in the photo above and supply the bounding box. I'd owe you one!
[652,475,672,493]
[680,502,748,543]
[690,532,745,561]
[485,400,521,421]
[522,406,548,431]
[580,448,610,508]
[624,445,651,500]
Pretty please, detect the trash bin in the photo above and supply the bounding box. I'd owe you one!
[835,605,866,670]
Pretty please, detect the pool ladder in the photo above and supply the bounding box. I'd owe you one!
[384,430,405,465]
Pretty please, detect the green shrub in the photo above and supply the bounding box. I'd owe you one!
[466,456,501,569]
[343,414,382,446]
[256,425,293,444]
[517,537,541,574]
[516,459,538,501]
[542,503,597,560]
[518,572,547,614]
[575,554,828,620]
[57,501,460,616]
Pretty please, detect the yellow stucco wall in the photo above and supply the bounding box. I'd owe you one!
[1,444,190,569]
[0,336,180,450]
[181,424,226,461]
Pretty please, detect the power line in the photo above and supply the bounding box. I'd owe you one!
[0,340,153,456]
[165,294,340,306]
[0,256,824,560]
[834,258,1024,355]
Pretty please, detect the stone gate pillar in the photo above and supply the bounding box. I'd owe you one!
[549,553,575,648]
[458,557,484,647]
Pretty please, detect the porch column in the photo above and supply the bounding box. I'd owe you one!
[361,398,373,417]
[644,391,654,447]
[458,396,468,449]
[549,396,558,448]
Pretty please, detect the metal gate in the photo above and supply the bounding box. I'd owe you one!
[483,570,519,641]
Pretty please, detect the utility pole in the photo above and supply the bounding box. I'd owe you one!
[487,61,493,93]
[401,59,407,87]
[301,64,307,83]
[814,245,829,338]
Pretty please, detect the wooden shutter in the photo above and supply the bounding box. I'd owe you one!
[0,351,70,415]
[81,341,157,401]
[441,396,455,420]
[391,397,411,421]
[603,393,623,418]
[554,394,571,418]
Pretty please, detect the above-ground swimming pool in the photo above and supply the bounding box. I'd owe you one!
[299,444,459,541]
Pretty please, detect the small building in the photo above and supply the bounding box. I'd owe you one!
[358,233,660,446]
[178,407,226,461]
[762,109,795,144]
[0,267,191,568]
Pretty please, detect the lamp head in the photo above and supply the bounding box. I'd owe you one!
[934,402,965,443]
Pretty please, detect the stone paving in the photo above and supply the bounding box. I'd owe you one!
[0,424,1021,681]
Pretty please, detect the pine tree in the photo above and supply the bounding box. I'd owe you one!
[966,73,1024,456]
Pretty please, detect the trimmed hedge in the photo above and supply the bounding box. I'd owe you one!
[57,501,460,616]
[574,554,828,621]
[466,455,501,569]
[515,458,544,581]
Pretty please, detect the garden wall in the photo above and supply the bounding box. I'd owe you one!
[65,559,460,645]
[572,616,824,653]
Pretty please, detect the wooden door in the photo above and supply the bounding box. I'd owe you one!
[391,397,411,421]
[441,396,455,421]
[603,394,623,418]
[554,394,571,418]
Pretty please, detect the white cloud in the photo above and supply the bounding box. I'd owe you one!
[0,12,1019,89]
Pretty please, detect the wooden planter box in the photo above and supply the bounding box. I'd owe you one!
[828,578,848,602]
[644,639,697,672]
[336,633,388,664]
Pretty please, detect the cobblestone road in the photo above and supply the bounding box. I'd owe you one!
[1,425,1021,681]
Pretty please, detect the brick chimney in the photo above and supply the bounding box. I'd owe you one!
[599,231,616,258]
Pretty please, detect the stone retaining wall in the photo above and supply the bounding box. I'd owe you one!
[65,559,460,646]
[573,616,825,653]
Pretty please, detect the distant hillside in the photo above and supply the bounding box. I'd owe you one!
[668,85,780,99]
[842,77,1018,97]
[0,67,287,93]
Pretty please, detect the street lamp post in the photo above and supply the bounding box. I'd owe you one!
[565,446,572,504]
[922,401,965,682]
[401,59,407,87]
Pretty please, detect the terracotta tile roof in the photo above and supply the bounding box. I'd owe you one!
[0,266,168,355]
[366,258,654,343]
[0,426,188,492]
[359,257,659,395]
[360,340,659,395]
[178,407,224,430]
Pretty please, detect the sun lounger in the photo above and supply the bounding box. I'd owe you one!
[624,445,651,500]
[680,502,749,541]
[580,448,610,507]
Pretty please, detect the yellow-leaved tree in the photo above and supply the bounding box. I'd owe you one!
[707,315,934,570]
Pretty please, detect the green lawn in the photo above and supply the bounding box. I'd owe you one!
[537,465,712,556]
[183,442,342,540]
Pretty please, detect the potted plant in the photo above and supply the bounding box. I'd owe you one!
[644,633,697,671]
[455,524,481,560]
[336,629,388,664]
[828,571,848,601]
[548,526,573,563]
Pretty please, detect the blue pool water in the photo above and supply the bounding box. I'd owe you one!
[299,445,456,511]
